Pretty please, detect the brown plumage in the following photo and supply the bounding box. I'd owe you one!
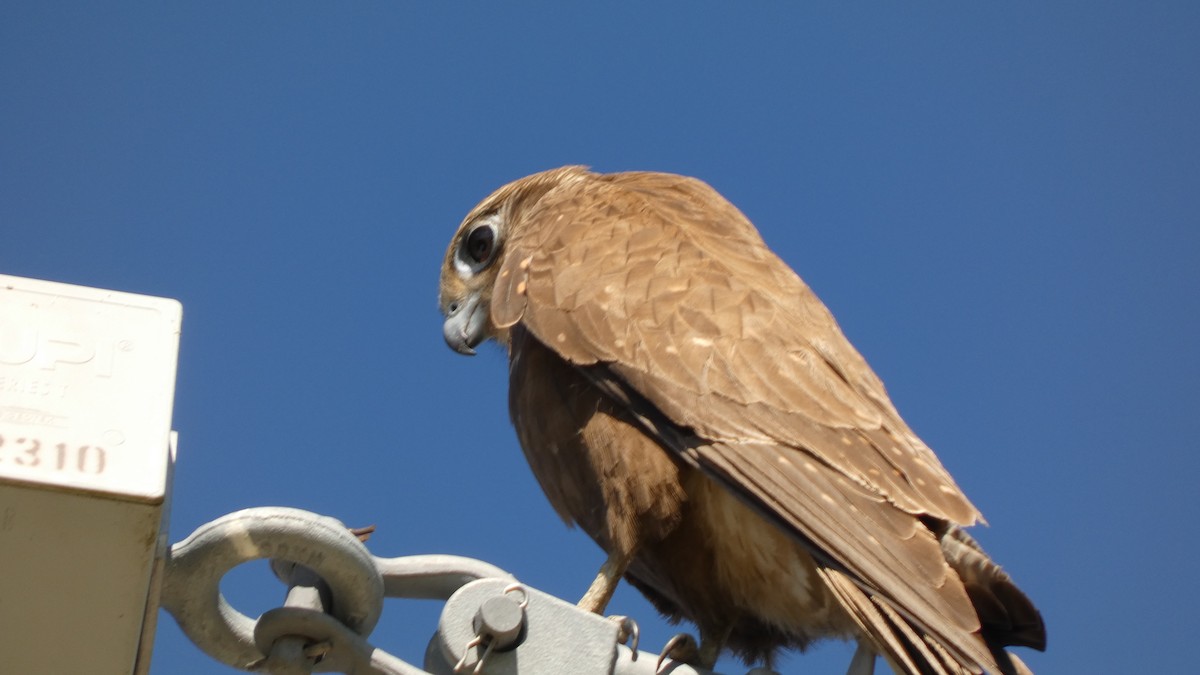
[439,166,1045,674]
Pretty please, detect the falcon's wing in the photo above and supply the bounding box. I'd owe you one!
[494,170,979,523]
[491,170,1000,672]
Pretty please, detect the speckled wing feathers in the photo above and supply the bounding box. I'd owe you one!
[494,171,981,524]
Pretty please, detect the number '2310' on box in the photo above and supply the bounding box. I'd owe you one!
[0,274,181,503]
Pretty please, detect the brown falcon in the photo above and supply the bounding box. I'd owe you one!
[438,166,1045,674]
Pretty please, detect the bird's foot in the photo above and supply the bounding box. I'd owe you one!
[607,615,640,658]
[656,633,701,673]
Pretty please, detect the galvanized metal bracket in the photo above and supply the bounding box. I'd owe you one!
[161,507,777,675]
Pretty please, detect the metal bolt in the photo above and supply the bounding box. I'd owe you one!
[472,595,526,651]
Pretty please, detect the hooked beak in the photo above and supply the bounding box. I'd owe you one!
[442,293,488,356]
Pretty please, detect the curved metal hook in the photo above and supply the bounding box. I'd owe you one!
[159,507,385,669]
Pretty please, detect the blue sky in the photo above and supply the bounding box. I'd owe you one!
[3,4,1198,673]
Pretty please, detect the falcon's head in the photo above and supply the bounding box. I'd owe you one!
[439,206,503,356]
[439,166,588,355]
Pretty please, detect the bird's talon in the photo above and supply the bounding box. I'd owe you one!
[607,615,640,659]
[656,633,700,673]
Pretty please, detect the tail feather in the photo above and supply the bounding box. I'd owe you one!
[819,567,925,674]
[922,635,974,675]
[818,530,1045,675]
[937,526,1047,652]
[818,567,985,675]
[873,599,972,675]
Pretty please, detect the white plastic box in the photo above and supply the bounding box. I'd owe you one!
[0,274,181,674]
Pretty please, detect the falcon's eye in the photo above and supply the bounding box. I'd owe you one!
[453,216,502,278]
[465,224,496,265]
